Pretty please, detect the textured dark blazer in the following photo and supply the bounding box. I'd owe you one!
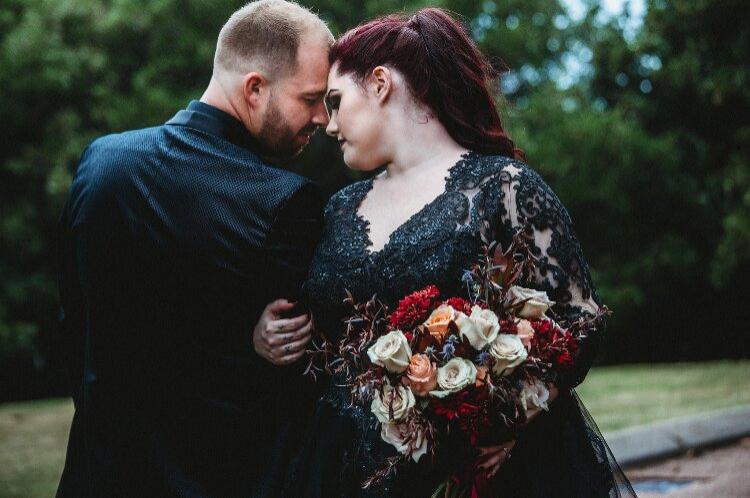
[56,101,324,497]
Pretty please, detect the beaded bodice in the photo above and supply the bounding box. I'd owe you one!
[307,152,599,344]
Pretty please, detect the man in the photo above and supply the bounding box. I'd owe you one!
[56,1,332,496]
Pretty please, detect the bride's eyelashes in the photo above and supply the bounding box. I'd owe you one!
[324,91,341,117]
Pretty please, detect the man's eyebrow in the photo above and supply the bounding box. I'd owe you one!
[302,89,327,98]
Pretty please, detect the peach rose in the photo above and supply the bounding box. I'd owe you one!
[423,305,459,343]
[516,319,535,349]
[405,354,438,396]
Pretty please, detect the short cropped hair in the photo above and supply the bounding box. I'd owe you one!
[214,0,333,79]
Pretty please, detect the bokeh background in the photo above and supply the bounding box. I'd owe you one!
[1,0,748,496]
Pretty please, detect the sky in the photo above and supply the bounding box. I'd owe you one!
[563,0,646,35]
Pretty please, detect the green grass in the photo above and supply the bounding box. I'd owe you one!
[576,360,750,432]
[0,397,73,498]
[1,360,748,497]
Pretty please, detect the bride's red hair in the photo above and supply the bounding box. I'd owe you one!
[329,8,525,161]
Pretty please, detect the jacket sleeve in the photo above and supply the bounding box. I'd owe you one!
[498,165,606,392]
[262,181,325,309]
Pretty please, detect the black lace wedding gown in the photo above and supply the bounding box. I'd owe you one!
[286,152,636,497]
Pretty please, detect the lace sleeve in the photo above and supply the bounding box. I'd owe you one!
[498,164,606,391]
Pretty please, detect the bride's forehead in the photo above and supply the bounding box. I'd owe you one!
[327,69,356,89]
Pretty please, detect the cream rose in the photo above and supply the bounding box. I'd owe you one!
[507,286,555,319]
[405,354,438,397]
[370,383,416,423]
[516,319,535,349]
[380,421,429,462]
[489,334,528,376]
[457,306,500,350]
[430,358,478,398]
[423,305,460,343]
[520,379,550,412]
[367,330,412,373]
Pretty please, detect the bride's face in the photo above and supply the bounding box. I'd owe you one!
[324,64,390,171]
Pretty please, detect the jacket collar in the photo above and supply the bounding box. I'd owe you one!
[166,100,260,152]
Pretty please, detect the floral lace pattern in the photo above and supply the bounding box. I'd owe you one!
[289,152,627,497]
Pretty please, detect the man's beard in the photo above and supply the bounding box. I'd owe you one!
[255,100,311,161]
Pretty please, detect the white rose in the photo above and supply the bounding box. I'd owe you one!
[381,422,429,462]
[507,286,555,319]
[367,330,412,373]
[370,383,416,423]
[430,358,478,397]
[457,306,500,350]
[489,334,528,376]
[520,379,550,412]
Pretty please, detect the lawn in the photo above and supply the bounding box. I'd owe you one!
[0,398,73,498]
[1,360,748,498]
[575,360,750,432]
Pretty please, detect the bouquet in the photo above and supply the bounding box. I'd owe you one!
[305,226,608,496]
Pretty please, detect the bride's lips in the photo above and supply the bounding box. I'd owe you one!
[338,139,346,148]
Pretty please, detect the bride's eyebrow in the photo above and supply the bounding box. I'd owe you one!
[325,89,340,97]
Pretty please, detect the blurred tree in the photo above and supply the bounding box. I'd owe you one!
[576,0,750,360]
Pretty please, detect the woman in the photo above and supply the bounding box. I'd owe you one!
[287,8,635,497]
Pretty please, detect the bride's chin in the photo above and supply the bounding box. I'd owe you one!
[343,150,383,172]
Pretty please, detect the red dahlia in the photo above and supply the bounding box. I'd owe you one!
[443,297,472,314]
[389,285,441,330]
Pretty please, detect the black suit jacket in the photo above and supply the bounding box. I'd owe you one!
[56,101,323,497]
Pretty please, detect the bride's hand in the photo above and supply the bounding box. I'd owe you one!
[476,440,516,478]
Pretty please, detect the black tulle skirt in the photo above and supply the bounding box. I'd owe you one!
[284,387,636,498]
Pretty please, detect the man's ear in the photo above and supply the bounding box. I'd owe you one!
[370,66,392,105]
[242,72,268,110]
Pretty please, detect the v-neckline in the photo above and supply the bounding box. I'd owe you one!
[352,151,475,258]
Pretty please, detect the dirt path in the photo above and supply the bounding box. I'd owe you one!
[626,437,750,497]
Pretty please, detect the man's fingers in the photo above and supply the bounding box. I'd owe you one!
[274,322,313,345]
[277,348,306,365]
[265,299,296,316]
[276,333,310,356]
[268,314,310,334]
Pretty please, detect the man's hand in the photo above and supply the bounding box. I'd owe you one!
[252,299,313,365]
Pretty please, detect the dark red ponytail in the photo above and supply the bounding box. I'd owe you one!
[330,8,525,161]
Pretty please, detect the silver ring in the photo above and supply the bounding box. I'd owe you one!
[284,345,291,353]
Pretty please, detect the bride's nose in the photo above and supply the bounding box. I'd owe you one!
[325,113,339,137]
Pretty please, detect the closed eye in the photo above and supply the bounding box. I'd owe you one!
[324,93,341,116]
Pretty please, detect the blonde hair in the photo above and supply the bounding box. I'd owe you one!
[214,0,333,79]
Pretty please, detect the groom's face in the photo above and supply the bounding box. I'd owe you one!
[257,36,330,159]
